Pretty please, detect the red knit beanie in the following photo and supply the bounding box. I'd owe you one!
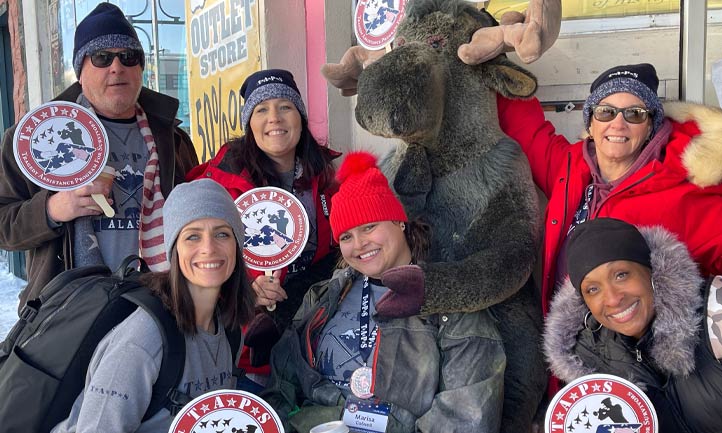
[330,152,408,242]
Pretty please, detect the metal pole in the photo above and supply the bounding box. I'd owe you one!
[151,0,160,91]
[680,0,707,103]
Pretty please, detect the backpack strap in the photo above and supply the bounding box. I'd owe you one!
[114,255,150,278]
[225,326,245,380]
[121,288,189,419]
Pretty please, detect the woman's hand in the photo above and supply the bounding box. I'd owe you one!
[252,270,287,307]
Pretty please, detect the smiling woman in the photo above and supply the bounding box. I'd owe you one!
[262,152,506,433]
[186,68,341,388]
[544,217,722,433]
[51,178,255,433]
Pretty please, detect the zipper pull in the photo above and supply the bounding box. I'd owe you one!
[636,348,642,362]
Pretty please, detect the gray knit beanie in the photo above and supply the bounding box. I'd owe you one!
[163,179,244,260]
[240,69,307,132]
[73,3,145,78]
[582,63,664,137]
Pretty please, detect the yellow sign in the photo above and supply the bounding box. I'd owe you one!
[185,0,261,162]
[486,0,722,20]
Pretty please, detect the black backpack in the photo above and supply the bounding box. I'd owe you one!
[0,255,242,433]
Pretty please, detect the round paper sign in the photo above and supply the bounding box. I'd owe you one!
[168,390,284,433]
[13,101,109,191]
[545,374,657,433]
[235,187,309,271]
[354,0,407,50]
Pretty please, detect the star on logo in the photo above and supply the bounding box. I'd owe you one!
[25,126,32,133]
[277,195,285,203]
[251,406,260,416]
[227,397,237,407]
[592,383,601,392]
[569,392,579,401]
[243,201,249,207]
[260,193,267,199]
[60,108,69,115]
[201,404,210,413]
[41,111,49,119]
[556,412,564,421]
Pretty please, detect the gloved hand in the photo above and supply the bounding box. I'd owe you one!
[244,312,281,366]
[376,265,425,319]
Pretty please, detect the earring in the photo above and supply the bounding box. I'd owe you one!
[584,311,603,332]
[651,278,656,292]
[400,222,406,231]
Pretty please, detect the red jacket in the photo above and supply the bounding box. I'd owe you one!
[498,95,722,315]
[187,143,339,375]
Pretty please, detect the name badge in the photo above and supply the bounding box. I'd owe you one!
[342,395,390,433]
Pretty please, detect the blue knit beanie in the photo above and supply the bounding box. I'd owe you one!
[73,3,145,78]
[583,63,664,137]
[163,179,245,260]
[240,69,307,132]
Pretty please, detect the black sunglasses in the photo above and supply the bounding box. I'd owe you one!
[89,50,143,68]
[591,105,653,124]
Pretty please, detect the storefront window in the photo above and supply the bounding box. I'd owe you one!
[51,0,190,130]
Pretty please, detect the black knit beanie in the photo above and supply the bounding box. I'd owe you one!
[566,218,651,291]
[582,63,664,137]
[240,69,307,132]
[73,3,145,78]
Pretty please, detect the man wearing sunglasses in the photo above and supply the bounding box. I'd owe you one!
[494,62,722,326]
[0,3,198,311]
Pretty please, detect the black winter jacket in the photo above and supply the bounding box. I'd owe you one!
[544,226,722,433]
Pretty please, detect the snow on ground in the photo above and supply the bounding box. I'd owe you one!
[0,255,26,340]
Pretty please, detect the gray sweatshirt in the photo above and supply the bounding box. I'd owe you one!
[52,307,235,433]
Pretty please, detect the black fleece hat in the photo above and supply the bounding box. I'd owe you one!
[73,3,144,78]
[566,218,651,291]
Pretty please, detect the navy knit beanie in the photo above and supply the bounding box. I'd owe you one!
[73,3,145,78]
[240,69,307,132]
[582,63,664,137]
[566,218,652,292]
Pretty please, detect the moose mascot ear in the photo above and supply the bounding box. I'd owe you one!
[483,55,538,99]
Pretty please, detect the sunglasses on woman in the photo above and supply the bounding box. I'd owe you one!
[591,105,653,124]
[89,50,143,68]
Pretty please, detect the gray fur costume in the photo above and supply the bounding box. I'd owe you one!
[545,226,722,433]
[354,1,546,431]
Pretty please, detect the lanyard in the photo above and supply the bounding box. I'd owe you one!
[359,276,378,364]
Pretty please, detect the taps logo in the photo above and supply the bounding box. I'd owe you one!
[354,0,407,50]
[12,101,109,191]
[169,390,283,433]
[235,186,309,271]
[545,374,657,433]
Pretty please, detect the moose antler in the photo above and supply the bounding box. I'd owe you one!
[458,0,562,65]
[321,0,561,95]
[321,47,386,97]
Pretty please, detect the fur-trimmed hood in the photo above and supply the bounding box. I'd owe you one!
[544,225,705,383]
[664,101,722,188]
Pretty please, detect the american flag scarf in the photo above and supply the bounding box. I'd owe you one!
[135,104,169,271]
